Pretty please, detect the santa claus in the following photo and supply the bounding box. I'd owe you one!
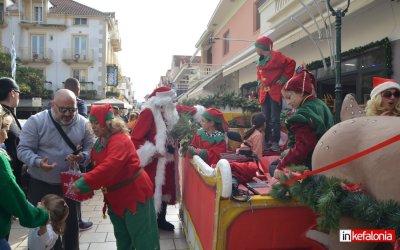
[131,86,204,231]
[130,86,179,231]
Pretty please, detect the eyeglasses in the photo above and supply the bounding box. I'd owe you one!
[55,104,77,114]
[381,91,400,98]
[13,89,21,94]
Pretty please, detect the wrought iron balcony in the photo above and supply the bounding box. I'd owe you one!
[62,49,94,65]
[18,47,53,64]
[110,31,121,52]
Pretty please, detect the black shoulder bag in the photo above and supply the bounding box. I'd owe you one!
[48,111,81,155]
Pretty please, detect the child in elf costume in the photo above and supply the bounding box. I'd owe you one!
[71,103,159,250]
[255,36,296,152]
[271,68,334,178]
[187,108,227,165]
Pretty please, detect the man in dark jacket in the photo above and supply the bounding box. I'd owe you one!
[0,77,24,188]
[64,77,93,231]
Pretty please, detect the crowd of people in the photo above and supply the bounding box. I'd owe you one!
[1,34,400,250]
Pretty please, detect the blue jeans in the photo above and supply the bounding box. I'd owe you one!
[0,239,11,250]
[261,94,282,144]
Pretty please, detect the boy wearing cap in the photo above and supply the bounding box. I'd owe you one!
[271,68,334,178]
[365,77,400,116]
[255,36,296,152]
[0,77,24,187]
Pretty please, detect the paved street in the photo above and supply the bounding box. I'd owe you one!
[9,190,188,250]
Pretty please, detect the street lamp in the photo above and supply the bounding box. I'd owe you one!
[327,0,350,123]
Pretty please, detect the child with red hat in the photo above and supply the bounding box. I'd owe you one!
[255,36,296,152]
[71,103,160,249]
[365,77,400,116]
[271,68,334,178]
[187,108,227,165]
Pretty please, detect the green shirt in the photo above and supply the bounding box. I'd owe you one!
[285,98,334,166]
[0,152,48,238]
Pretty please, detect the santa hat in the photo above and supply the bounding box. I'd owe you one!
[370,77,400,99]
[147,86,176,106]
[175,104,205,123]
[89,103,114,128]
[202,108,228,132]
[148,86,175,99]
[283,68,316,95]
[255,36,273,51]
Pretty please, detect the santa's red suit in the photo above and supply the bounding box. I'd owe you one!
[131,87,180,214]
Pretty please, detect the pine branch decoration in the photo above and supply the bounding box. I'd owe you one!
[270,169,400,236]
[171,114,200,155]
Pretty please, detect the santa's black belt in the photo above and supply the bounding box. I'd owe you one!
[101,168,143,194]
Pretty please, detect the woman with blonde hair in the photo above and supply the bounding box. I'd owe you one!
[71,103,159,250]
[365,77,400,116]
[0,105,49,250]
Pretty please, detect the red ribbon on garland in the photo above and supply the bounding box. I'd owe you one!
[284,134,400,186]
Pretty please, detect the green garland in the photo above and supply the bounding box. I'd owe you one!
[170,113,200,155]
[270,167,400,237]
[307,37,392,77]
[180,92,261,113]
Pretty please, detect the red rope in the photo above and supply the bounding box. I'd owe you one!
[284,134,400,186]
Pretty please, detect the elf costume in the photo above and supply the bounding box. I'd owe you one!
[275,69,334,170]
[74,104,159,250]
[131,86,180,231]
[187,108,227,165]
[255,36,296,150]
[255,36,296,105]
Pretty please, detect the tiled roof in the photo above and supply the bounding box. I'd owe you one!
[49,0,110,17]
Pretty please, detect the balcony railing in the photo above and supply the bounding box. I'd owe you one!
[110,31,121,52]
[62,49,94,65]
[18,47,53,64]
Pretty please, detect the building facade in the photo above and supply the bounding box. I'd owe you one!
[177,0,400,113]
[0,0,134,107]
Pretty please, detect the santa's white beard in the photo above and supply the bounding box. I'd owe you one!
[162,104,179,131]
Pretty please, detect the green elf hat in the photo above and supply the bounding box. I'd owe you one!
[89,103,114,128]
[202,108,228,131]
[255,36,273,51]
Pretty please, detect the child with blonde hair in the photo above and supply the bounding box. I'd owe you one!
[0,105,49,250]
[28,194,69,250]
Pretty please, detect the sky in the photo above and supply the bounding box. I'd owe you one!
[74,0,220,102]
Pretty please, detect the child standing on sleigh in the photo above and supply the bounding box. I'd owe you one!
[187,108,227,165]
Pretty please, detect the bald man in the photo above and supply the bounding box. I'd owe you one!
[17,89,95,250]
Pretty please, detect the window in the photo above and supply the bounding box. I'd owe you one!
[255,0,266,31]
[74,18,87,25]
[223,30,229,55]
[33,6,43,23]
[315,47,386,106]
[73,35,88,60]
[31,34,45,59]
[72,69,88,82]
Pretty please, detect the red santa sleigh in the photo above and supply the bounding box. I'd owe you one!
[181,130,325,250]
